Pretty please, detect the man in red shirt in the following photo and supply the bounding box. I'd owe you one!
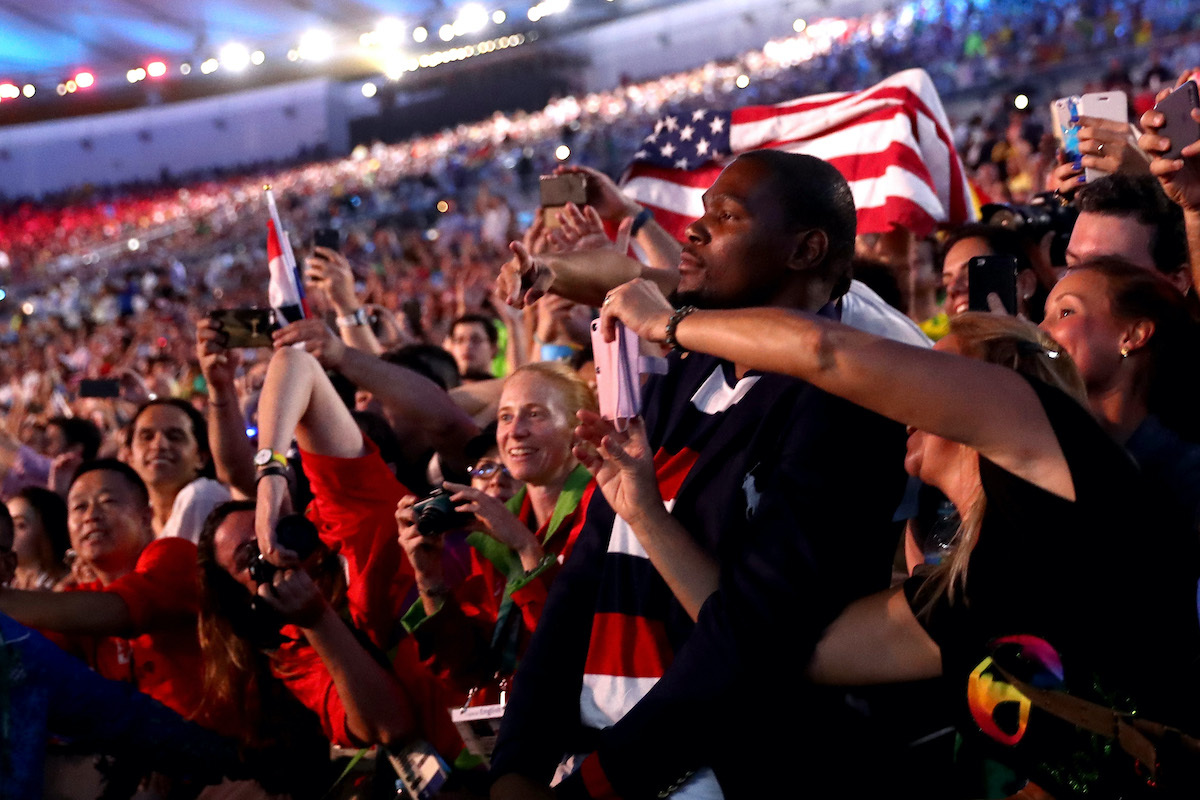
[0,459,209,721]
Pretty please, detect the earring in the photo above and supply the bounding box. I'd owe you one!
[1120,347,1130,359]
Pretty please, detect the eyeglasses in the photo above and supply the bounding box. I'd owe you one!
[469,461,511,480]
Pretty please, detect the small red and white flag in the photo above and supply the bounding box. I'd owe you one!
[621,68,976,239]
[265,187,308,322]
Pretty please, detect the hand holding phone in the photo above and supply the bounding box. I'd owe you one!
[1153,80,1200,161]
[312,227,340,252]
[539,174,588,230]
[967,256,1019,316]
[208,309,279,349]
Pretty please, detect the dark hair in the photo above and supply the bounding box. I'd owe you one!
[127,398,216,480]
[938,223,1035,276]
[13,486,69,565]
[69,459,151,508]
[450,313,499,347]
[738,149,857,281]
[1075,257,1200,440]
[464,420,499,466]
[1075,174,1188,275]
[0,502,12,551]
[382,344,462,391]
[194,499,332,781]
[46,416,102,462]
[850,257,905,313]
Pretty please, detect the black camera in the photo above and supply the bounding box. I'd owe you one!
[247,513,322,586]
[981,192,1078,267]
[412,488,474,537]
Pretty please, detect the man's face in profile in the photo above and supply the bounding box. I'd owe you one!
[676,157,798,310]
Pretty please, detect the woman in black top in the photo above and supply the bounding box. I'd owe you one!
[590,280,1200,798]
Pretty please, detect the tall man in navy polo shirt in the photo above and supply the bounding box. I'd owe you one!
[490,151,912,800]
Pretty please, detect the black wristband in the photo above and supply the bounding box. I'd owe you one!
[255,463,289,484]
[665,305,698,353]
[629,207,654,236]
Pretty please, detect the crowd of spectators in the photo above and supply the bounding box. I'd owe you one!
[4,0,1200,797]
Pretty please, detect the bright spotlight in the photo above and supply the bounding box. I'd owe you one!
[735,74,750,89]
[75,71,95,88]
[201,58,219,74]
[375,17,406,47]
[528,7,542,21]
[55,84,67,96]
[793,18,807,33]
[298,29,334,61]
[219,43,251,72]
[1014,93,1030,110]
[250,50,265,65]
[0,84,17,100]
[21,302,33,315]
[65,80,78,93]
[413,26,428,43]
[439,24,454,41]
[22,84,34,98]
[147,61,167,78]
[180,63,192,75]
[361,82,378,98]
[493,10,506,23]
[555,144,571,160]
[454,3,489,35]
[127,238,141,251]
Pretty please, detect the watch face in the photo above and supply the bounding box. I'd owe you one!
[254,449,273,466]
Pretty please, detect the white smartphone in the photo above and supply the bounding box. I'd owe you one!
[1078,90,1129,181]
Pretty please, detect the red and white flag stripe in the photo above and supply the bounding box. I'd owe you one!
[622,68,975,240]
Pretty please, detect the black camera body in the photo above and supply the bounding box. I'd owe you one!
[248,513,322,586]
[981,192,1079,267]
[412,488,473,537]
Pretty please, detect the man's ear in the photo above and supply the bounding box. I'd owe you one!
[790,229,829,272]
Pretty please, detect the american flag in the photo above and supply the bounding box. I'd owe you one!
[621,69,976,240]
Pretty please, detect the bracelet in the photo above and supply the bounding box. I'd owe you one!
[629,207,654,237]
[335,307,368,328]
[255,463,289,484]
[665,305,698,353]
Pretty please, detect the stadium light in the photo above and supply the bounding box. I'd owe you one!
[250,50,265,65]
[454,4,489,36]
[439,24,454,42]
[493,10,506,23]
[147,61,167,78]
[220,43,251,72]
[413,26,428,43]
[75,71,95,89]
[22,84,34,98]
[0,84,18,100]
[298,29,334,61]
[200,58,219,74]
[362,82,378,98]
[374,17,406,48]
